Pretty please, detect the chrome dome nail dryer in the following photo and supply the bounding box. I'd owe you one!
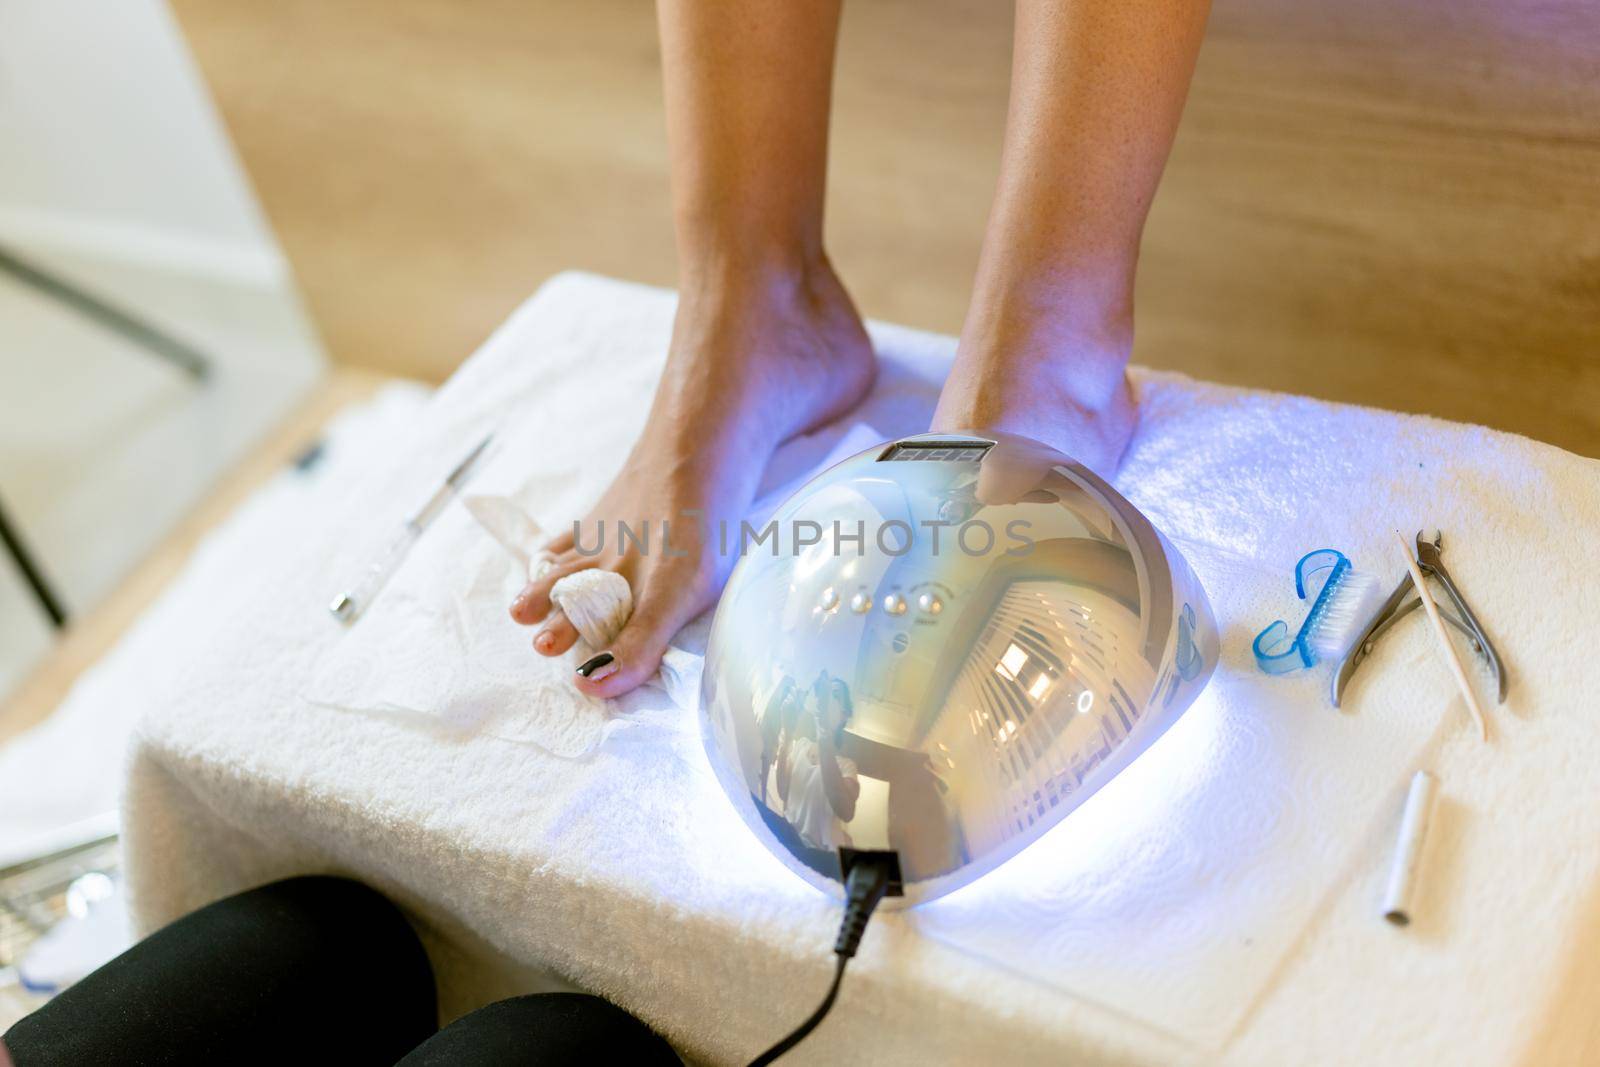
[701,431,1219,907]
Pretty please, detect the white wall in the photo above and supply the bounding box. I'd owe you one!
[0,0,285,284]
[0,0,326,695]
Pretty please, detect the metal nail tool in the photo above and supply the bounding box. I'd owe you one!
[1331,529,1506,707]
[329,433,494,624]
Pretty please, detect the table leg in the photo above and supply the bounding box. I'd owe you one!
[0,492,67,629]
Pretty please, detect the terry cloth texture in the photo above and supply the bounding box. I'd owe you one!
[109,273,1600,1065]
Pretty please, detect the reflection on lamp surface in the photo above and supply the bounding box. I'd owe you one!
[701,430,1220,907]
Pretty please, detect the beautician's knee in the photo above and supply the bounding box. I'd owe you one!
[4,874,436,1066]
[174,874,434,993]
[397,992,680,1066]
[208,874,439,1031]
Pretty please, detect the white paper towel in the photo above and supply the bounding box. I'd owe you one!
[912,538,1447,1049]
[304,422,884,758]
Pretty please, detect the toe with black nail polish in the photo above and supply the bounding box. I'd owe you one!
[576,651,615,678]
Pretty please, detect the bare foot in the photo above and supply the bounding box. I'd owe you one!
[931,310,1136,478]
[510,261,874,696]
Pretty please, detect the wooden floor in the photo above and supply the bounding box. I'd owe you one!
[169,0,1600,455]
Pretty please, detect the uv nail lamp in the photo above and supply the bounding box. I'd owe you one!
[701,431,1219,907]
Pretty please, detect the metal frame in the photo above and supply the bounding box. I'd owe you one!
[0,240,222,628]
[0,242,210,381]
[0,492,66,629]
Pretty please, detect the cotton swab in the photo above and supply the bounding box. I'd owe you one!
[1392,530,1489,742]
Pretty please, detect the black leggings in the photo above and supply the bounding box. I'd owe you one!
[3,876,679,1066]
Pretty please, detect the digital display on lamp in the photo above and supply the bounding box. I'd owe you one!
[878,441,993,463]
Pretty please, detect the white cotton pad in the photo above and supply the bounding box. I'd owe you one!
[306,422,883,759]
[550,568,633,651]
[304,535,622,761]
[465,493,635,650]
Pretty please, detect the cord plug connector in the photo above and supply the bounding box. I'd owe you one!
[833,848,902,959]
[746,850,904,1066]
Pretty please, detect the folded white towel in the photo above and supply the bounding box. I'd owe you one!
[111,273,1600,1066]
[305,421,884,758]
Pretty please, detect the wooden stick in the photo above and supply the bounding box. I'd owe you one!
[1393,530,1489,742]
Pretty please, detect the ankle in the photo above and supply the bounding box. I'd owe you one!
[934,368,1132,434]
[674,209,829,290]
[936,273,1136,452]
[676,247,852,331]
[965,251,1134,348]
[932,343,1135,475]
[954,312,1132,416]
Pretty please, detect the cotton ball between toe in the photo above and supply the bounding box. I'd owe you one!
[550,569,633,649]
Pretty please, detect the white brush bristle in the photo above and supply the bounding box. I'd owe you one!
[1306,570,1385,661]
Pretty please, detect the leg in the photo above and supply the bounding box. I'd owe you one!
[2,876,436,1066]
[932,0,1212,475]
[396,993,679,1066]
[511,0,873,695]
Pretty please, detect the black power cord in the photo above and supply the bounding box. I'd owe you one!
[748,850,903,1066]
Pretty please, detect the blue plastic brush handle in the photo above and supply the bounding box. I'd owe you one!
[1253,548,1350,675]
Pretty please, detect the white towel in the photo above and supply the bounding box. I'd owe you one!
[0,382,435,869]
[104,273,1600,1066]
[303,422,885,758]
[298,355,1466,1044]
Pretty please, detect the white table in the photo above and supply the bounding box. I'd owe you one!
[118,273,1600,1065]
